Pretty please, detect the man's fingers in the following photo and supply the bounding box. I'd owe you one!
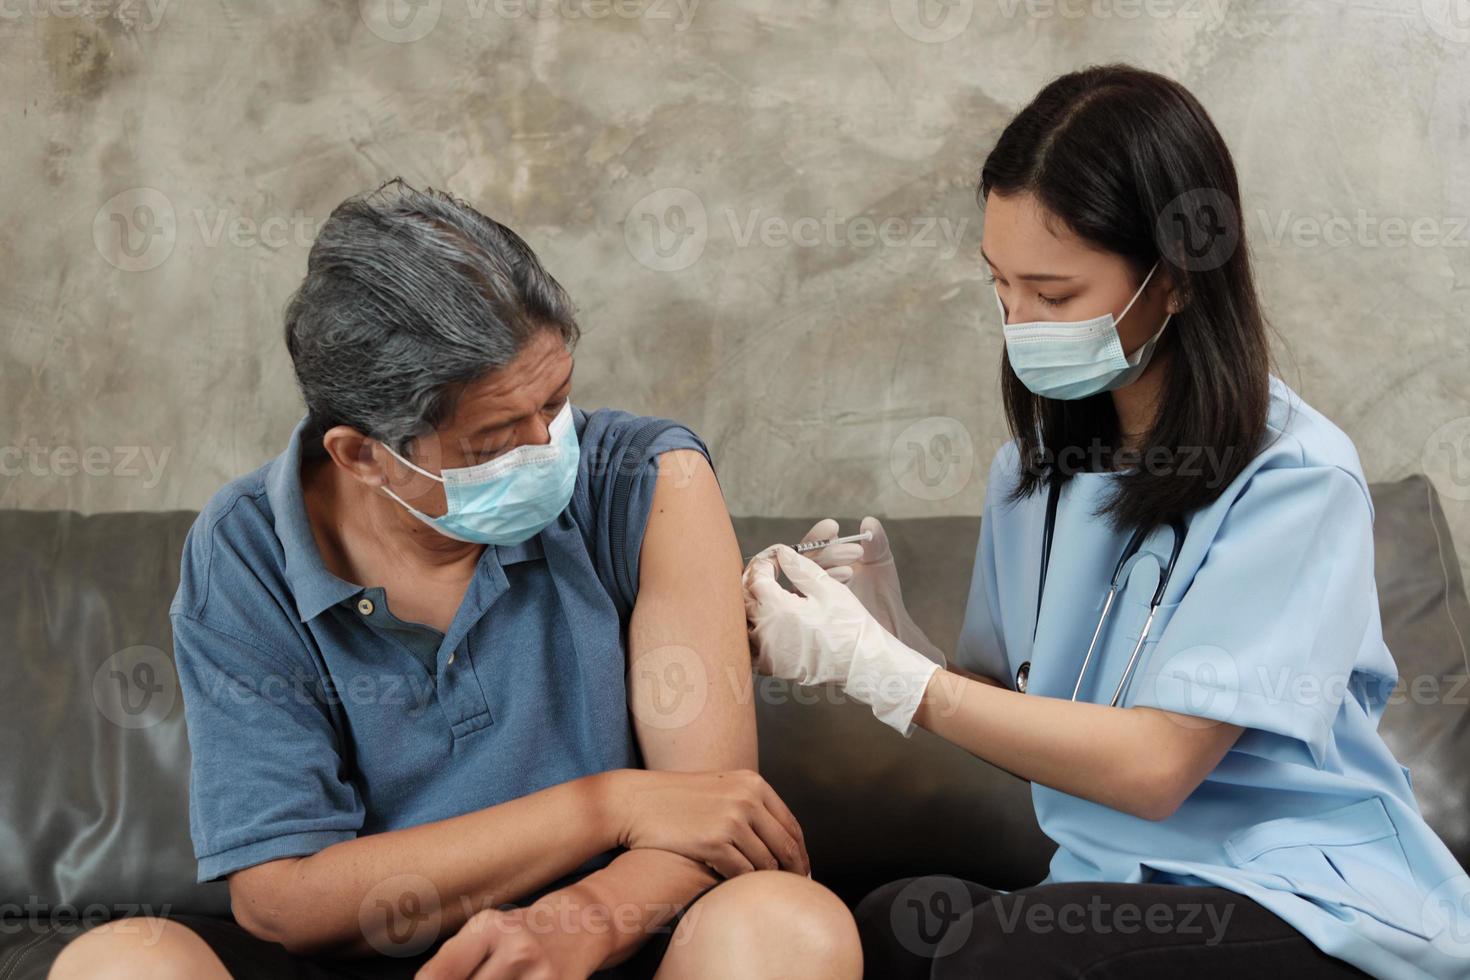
[759,783,809,872]
[417,910,497,980]
[468,936,551,980]
[707,843,757,880]
[729,820,782,874]
[751,806,808,875]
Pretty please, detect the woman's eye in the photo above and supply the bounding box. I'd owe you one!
[983,273,998,285]
[1038,294,1069,308]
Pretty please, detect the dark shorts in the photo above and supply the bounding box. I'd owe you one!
[170,881,718,980]
[854,876,1372,979]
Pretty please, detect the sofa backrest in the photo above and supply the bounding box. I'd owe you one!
[1,510,229,921]
[1,475,1465,917]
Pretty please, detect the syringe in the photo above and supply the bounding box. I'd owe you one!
[745,530,873,563]
[792,530,873,554]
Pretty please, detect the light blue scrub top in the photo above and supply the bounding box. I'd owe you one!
[954,376,1470,978]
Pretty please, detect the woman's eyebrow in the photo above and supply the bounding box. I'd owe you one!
[980,248,1079,282]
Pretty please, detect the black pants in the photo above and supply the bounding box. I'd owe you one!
[166,882,718,980]
[854,876,1371,979]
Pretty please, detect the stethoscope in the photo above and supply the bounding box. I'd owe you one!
[1015,477,1188,705]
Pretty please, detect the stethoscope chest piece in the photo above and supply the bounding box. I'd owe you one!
[1016,661,1030,693]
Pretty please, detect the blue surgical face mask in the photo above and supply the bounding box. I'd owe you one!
[378,402,578,546]
[997,260,1171,401]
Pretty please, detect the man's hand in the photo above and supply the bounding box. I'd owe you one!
[610,768,809,878]
[414,901,601,980]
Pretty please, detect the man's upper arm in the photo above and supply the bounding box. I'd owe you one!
[626,449,757,772]
[172,611,363,882]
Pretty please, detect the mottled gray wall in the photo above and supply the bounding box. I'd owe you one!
[3,0,1469,582]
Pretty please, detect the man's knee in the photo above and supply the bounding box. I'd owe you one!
[48,917,226,980]
[673,870,861,973]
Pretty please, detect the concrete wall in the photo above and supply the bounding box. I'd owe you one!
[3,0,1468,584]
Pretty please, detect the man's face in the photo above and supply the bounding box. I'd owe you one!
[381,330,575,516]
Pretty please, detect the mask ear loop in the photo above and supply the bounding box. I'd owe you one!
[1114,259,1162,327]
[379,441,445,483]
[376,440,446,522]
[1116,260,1175,367]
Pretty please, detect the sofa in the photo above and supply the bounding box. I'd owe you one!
[3,474,1467,978]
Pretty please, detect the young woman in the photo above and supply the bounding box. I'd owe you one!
[744,65,1470,979]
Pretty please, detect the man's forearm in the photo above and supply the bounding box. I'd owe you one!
[231,770,624,957]
[529,848,720,974]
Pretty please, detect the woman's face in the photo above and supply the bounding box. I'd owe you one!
[981,190,1173,359]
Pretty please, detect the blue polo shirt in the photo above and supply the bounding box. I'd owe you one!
[169,407,709,894]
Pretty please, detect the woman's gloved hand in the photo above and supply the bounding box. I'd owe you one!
[795,517,947,667]
[743,544,944,737]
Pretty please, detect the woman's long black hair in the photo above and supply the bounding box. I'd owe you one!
[980,64,1272,532]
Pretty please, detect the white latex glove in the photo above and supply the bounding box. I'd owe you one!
[796,517,947,667]
[743,544,944,737]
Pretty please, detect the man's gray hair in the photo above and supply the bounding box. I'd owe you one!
[284,179,580,454]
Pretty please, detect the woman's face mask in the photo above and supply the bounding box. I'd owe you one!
[997,259,1172,401]
[378,401,579,546]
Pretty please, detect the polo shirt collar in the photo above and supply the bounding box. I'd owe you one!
[265,416,363,622]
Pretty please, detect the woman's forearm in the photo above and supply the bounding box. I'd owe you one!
[914,670,1238,820]
[229,769,625,957]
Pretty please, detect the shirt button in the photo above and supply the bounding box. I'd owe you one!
[356,598,374,616]
[446,652,456,666]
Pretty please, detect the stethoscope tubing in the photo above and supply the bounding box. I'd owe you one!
[1025,475,1187,704]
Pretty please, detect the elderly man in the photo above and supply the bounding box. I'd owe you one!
[52,181,861,980]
